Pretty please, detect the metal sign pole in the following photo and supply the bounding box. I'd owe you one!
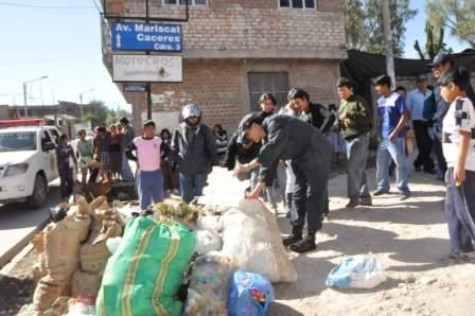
[145,0,152,120]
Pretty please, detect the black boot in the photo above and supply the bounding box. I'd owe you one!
[289,234,317,253]
[282,225,302,247]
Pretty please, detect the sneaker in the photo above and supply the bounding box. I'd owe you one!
[289,238,317,253]
[282,235,302,247]
[372,190,388,197]
[345,198,359,209]
[359,196,373,206]
[448,251,469,260]
[400,190,411,200]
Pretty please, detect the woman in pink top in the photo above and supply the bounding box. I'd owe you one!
[126,120,169,210]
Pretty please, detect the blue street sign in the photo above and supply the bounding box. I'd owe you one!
[112,22,182,52]
[123,83,148,92]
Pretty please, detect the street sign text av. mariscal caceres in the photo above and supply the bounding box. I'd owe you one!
[112,22,183,52]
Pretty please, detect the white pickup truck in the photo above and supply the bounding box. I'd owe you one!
[0,119,61,208]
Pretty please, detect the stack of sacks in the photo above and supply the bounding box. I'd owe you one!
[31,195,125,315]
[218,199,297,283]
[73,196,124,298]
[96,217,196,316]
[32,198,90,314]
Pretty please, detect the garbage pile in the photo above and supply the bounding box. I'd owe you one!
[31,196,297,316]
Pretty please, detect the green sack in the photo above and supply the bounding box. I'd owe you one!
[96,217,196,316]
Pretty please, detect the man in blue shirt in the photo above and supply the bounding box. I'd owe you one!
[406,74,436,174]
[373,75,411,199]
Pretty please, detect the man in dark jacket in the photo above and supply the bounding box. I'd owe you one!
[337,77,373,208]
[119,117,135,181]
[171,104,217,203]
[287,88,335,216]
[235,114,332,253]
[288,88,335,134]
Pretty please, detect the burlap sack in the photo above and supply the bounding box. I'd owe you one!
[63,214,91,244]
[33,276,68,313]
[80,241,110,274]
[71,270,102,297]
[32,232,47,281]
[44,221,81,283]
[75,195,91,217]
[89,196,107,211]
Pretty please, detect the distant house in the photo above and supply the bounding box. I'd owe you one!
[101,0,347,131]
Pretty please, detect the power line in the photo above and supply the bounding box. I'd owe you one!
[90,0,102,13]
[0,1,95,10]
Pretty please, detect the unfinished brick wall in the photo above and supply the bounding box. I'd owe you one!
[135,59,340,132]
[117,0,345,54]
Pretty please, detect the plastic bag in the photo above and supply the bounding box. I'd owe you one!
[185,253,237,316]
[68,296,96,316]
[219,200,297,283]
[194,230,223,254]
[96,217,196,316]
[325,255,387,289]
[228,270,274,316]
[196,215,222,232]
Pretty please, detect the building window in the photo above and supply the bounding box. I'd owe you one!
[248,72,289,111]
[279,0,316,9]
[164,0,207,5]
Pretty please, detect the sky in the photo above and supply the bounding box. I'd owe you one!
[404,0,468,59]
[0,0,471,109]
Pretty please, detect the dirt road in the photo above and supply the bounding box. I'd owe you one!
[4,167,475,316]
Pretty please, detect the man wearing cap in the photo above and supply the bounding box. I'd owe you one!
[119,117,135,181]
[406,74,436,174]
[235,113,332,253]
[429,54,454,179]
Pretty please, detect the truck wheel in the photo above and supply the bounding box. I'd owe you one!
[27,175,48,209]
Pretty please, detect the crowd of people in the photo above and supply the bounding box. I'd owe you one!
[54,53,475,258]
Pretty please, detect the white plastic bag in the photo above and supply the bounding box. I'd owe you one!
[325,255,386,289]
[196,215,222,231]
[194,229,223,254]
[218,200,297,283]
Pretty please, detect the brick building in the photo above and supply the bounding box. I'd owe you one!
[102,0,346,132]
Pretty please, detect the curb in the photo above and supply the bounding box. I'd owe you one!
[0,215,50,271]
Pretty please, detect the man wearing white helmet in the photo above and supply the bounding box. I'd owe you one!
[171,104,217,203]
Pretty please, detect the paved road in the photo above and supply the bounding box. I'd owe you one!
[0,183,61,269]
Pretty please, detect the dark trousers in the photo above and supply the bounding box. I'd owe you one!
[88,167,99,183]
[413,121,434,172]
[59,167,74,198]
[445,169,475,252]
[292,157,330,236]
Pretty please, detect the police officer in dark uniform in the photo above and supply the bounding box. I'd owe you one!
[288,88,336,217]
[235,113,332,253]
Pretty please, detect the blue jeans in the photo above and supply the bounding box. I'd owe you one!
[179,173,208,203]
[346,133,370,199]
[376,138,410,193]
[121,150,134,181]
[137,169,164,210]
[445,169,475,252]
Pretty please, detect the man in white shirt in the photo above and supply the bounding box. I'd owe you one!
[406,74,436,174]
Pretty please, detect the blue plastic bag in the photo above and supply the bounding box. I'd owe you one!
[325,255,386,289]
[228,270,274,316]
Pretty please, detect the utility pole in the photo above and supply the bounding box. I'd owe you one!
[382,0,396,88]
[22,75,48,117]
